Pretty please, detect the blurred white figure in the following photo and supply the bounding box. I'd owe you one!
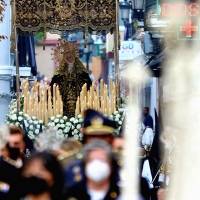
[142,128,155,148]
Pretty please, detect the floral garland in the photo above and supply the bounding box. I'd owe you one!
[6,99,125,142]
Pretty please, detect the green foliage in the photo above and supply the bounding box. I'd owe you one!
[34,32,44,46]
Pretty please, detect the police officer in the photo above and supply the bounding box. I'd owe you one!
[63,109,119,191]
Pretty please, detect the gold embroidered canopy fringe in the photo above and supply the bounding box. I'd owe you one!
[15,0,116,35]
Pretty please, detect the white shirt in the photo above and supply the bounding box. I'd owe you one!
[142,160,154,189]
[88,189,107,200]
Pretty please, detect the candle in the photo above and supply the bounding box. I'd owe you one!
[60,109,63,116]
[96,87,99,101]
[37,108,39,119]
[94,96,97,109]
[45,109,48,125]
[41,110,44,122]
[102,100,105,114]
[113,96,116,112]
[109,76,113,97]
[53,84,56,99]
[100,79,103,97]
[39,86,42,102]
[89,96,92,108]
[60,101,63,116]
[38,102,42,120]
[53,97,56,116]
[84,96,87,110]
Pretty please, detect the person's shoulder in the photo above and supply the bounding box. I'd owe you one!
[64,160,85,188]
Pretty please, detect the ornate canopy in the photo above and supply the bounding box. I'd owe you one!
[15,0,116,35]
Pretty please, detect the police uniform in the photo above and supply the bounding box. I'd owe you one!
[64,109,120,199]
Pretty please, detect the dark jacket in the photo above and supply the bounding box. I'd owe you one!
[143,114,153,129]
[0,157,23,200]
[66,179,120,200]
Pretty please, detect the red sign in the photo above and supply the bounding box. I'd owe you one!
[161,3,199,18]
[180,20,198,37]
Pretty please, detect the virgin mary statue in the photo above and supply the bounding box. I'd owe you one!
[50,39,92,118]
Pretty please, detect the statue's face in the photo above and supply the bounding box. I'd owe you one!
[66,54,75,64]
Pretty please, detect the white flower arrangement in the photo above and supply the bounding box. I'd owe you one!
[6,97,125,141]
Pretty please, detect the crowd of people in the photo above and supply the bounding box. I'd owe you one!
[0,107,171,200]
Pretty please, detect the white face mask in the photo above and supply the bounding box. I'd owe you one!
[85,159,111,183]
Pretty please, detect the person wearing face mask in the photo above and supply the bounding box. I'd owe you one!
[66,139,120,200]
[20,151,65,200]
[64,109,120,190]
[0,125,25,200]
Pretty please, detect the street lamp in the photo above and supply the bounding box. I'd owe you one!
[119,0,131,27]
[130,0,145,21]
[84,35,94,71]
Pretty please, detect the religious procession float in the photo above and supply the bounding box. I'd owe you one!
[5,39,126,142]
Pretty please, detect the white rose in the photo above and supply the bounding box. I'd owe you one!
[42,126,45,130]
[74,119,78,124]
[29,120,33,124]
[27,117,31,121]
[70,117,75,122]
[18,116,23,121]
[116,114,121,118]
[23,114,28,118]
[64,127,70,133]
[74,134,79,140]
[63,116,68,120]
[79,119,83,123]
[114,111,118,115]
[56,114,62,118]
[19,111,23,115]
[37,124,40,129]
[60,119,64,124]
[76,124,81,129]
[39,120,43,124]
[58,129,63,134]
[28,135,35,140]
[28,131,33,135]
[56,124,60,128]
[35,129,39,134]
[71,125,75,130]
[60,124,65,128]
[118,121,122,125]
[74,129,78,134]
[54,119,59,123]
[77,115,82,119]
[115,118,119,122]
[79,133,83,138]
[34,120,38,125]
[50,116,55,121]
[29,125,34,130]
[64,134,68,138]
[51,122,55,127]
[32,116,37,120]
[66,122,71,126]
[104,114,108,117]
[12,114,17,121]
[118,108,124,112]
[15,122,20,126]
[109,115,113,118]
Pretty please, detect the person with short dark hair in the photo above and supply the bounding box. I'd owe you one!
[142,107,153,129]
[0,125,25,200]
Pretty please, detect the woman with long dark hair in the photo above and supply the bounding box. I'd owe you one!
[20,151,65,200]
